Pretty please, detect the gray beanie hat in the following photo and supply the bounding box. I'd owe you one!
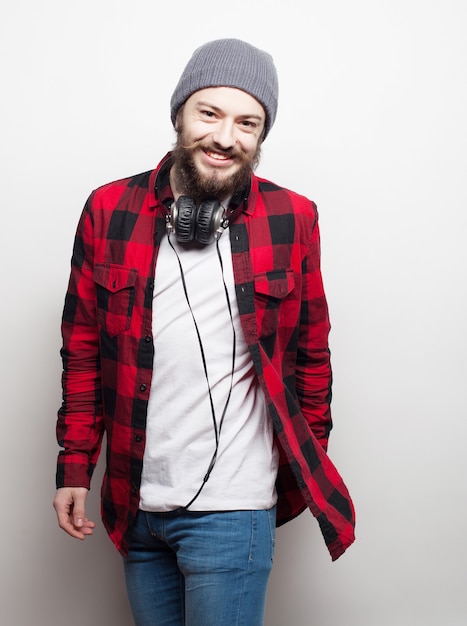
[170,38,278,138]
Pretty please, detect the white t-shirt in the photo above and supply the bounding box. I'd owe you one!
[139,228,279,511]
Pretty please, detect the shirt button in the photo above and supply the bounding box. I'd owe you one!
[145,335,152,343]
[135,435,142,443]
[140,384,147,392]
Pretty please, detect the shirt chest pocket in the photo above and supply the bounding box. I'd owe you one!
[94,263,138,336]
[254,269,295,338]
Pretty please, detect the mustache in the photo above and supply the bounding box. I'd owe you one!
[179,138,255,165]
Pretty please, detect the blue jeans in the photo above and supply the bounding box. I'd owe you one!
[123,507,276,626]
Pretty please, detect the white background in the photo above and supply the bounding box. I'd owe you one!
[1,1,466,625]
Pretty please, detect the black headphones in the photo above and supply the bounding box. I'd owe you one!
[155,156,250,245]
[167,196,226,245]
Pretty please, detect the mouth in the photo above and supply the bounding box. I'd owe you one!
[202,148,235,167]
[205,149,229,160]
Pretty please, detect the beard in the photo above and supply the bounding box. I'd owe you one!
[171,127,261,201]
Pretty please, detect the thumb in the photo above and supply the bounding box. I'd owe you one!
[71,488,88,528]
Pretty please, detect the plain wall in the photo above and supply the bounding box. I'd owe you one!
[1,1,466,625]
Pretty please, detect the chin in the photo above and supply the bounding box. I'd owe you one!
[199,162,238,180]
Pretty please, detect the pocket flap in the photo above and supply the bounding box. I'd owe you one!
[254,269,294,299]
[94,263,138,293]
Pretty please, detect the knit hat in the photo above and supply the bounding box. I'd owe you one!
[170,38,279,138]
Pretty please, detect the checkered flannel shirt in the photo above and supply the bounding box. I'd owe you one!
[56,152,355,561]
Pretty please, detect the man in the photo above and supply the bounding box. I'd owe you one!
[53,39,355,626]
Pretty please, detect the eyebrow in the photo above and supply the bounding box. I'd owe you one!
[196,100,264,122]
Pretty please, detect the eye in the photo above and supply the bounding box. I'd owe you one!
[239,119,258,132]
[200,109,216,119]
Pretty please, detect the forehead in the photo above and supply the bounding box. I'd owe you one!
[184,86,265,119]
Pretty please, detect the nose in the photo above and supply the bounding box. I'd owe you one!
[211,119,236,150]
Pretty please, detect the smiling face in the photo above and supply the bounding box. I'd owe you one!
[170,87,266,201]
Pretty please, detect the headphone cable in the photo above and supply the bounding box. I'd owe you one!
[167,233,237,509]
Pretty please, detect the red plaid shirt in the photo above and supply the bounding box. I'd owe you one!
[56,153,355,561]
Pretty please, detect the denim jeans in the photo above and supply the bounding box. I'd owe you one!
[123,507,276,626]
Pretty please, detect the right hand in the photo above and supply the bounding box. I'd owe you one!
[53,487,96,540]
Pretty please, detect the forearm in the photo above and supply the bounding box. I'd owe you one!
[56,367,104,488]
[296,218,333,449]
[296,342,332,450]
[56,200,104,488]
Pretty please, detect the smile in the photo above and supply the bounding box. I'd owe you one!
[205,150,231,161]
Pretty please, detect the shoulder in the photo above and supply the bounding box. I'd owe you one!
[89,170,154,205]
[253,174,318,219]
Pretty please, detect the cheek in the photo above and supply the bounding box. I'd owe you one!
[240,136,260,156]
[180,120,209,144]
[191,121,212,138]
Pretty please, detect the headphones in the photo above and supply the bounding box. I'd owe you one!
[156,155,250,245]
[166,196,226,245]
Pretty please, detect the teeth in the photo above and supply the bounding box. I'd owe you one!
[207,151,228,160]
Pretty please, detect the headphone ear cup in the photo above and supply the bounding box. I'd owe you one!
[175,196,197,242]
[196,199,223,245]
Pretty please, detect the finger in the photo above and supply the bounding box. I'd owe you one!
[80,517,96,535]
[71,491,87,528]
[56,509,87,539]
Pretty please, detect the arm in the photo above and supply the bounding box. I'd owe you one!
[54,198,104,537]
[296,212,333,451]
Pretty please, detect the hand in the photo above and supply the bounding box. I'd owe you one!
[53,487,96,540]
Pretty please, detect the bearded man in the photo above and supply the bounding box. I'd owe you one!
[53,38,355,626]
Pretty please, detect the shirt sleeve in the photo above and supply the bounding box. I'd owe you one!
[295,209,333,451]
[56,195,104,489]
